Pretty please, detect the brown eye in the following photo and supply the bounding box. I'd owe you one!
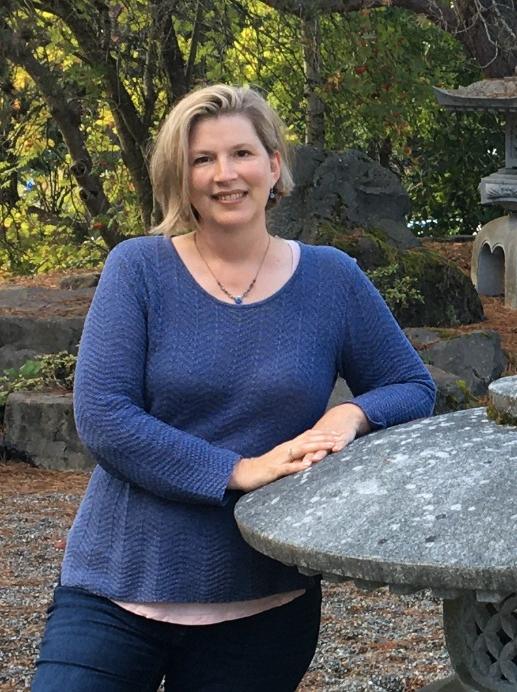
[193,156,210,165]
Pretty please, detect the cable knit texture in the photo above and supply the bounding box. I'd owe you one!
[61,235,435,602]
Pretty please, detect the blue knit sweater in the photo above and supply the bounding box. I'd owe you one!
[61,235,435,602]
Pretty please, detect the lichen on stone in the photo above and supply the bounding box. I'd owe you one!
[486,403,517,427]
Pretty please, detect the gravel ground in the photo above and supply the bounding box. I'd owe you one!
[0,460,453,691]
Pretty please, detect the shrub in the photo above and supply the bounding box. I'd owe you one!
[0,351,76,408]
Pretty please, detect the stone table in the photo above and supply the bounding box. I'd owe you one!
[235,378,517,691]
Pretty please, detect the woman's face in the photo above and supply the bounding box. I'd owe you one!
[188,114,280,234]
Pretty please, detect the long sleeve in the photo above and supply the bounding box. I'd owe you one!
[73,241,240,505]
[336,254,436,428]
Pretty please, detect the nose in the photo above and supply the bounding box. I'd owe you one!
[213,156,237,182]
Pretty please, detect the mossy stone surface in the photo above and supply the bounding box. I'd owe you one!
[314,227,484,328]
[487,376,517,426]
[486,403,517,427]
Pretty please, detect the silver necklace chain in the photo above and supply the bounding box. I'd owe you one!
[193,232,272,305]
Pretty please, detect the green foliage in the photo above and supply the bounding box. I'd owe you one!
[0,1,506,278]
[322,9,503,237]
[367,263,424,312]
[225,2,305,136]
[0,204,107,275]
[486,402,517,427]
[0,352,76,407]
[0,65,108,274]
[406,109,503,236]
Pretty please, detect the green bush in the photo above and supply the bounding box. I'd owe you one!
[367,263,424,312]
[0,351,76,408]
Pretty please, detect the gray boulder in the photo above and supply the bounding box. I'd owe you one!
[59,273,100,290]
[268,146,419,249]
[3,391,93,470]
[415,330,507,397]
[326,377,352,409]
[426,364,477,415]
[327,366,476,417]
[0,285,94,313]
[403,328,441,349]
[0,316,84,372]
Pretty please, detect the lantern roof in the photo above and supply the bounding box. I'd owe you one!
[433,75,517,111]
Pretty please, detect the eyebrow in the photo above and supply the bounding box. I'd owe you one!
[190,142,255,154]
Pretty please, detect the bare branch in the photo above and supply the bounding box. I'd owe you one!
[154,0,187,102]
[260,0,458,29]
[186,0,203,89]
[27,205,91,241]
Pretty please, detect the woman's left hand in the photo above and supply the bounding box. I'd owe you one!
[301,403,370,464]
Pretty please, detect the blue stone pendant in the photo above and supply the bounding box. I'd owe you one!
[234,296,243,304]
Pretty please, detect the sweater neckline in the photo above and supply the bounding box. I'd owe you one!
[162,234,306,309]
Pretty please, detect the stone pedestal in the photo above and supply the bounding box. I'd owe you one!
[443,592,517,691]
[472,214,517,308]
[421,675,475,691]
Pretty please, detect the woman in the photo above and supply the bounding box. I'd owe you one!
[33,84,435,691]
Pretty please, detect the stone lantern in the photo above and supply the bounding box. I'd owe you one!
[433,75,517,308]
[235,378,517,691]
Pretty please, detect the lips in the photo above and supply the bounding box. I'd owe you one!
[211,191,247,201]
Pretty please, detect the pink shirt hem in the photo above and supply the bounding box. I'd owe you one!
[113,590,306,626]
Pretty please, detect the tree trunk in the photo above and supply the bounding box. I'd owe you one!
[301,14,326,147]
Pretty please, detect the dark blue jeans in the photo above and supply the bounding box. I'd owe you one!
[32,584,321,691]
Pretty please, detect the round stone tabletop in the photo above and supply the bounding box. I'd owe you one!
[235,409,517,594]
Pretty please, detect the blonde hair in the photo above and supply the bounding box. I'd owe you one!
[149,84,294,236]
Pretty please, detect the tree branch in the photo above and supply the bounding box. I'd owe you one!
[259,0,517,76]
[156,2,188,102]
[260,0,460,33]
[186,0,203,89]
[27,205,91,241]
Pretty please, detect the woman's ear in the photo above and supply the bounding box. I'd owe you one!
[270,151,281,186]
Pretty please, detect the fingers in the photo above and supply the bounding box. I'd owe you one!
[290,430,341,457]
[295,430,342,443]
[302,449,328,464]
[290,437,341,459]
[298,431,355,465]
[332,438,348,452]
[278,458,312,477]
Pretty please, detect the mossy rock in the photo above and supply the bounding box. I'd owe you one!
[314,225,397,269]
[314,226,484,328]
[486,403,517,427]
[427,366,479,415]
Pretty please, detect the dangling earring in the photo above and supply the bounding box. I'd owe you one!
[269,187,277,201]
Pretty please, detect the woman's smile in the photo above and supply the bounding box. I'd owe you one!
[211,190,248,202]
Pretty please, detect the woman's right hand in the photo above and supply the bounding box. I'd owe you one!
[228,430,344,492]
